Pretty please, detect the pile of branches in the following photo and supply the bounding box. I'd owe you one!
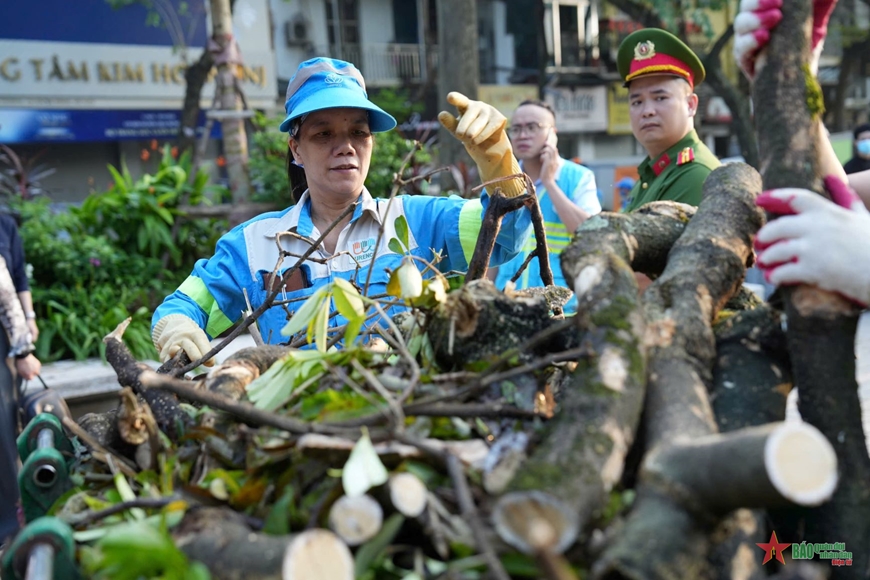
[36,5,869,579]
[52,156,865,580]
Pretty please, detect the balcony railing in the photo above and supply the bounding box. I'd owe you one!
[315,43,438,86]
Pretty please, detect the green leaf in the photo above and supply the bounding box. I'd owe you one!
[342,429,389,497]
[281,287,327,337]
[310,297,331,352]
[262,485,295,535]
[394,214,410,250]
[354,513,406,577]
[332,278,364,319]
[388,237,405,255]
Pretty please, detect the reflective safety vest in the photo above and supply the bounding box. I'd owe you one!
[494,157,600,313]
[153,187,533,344]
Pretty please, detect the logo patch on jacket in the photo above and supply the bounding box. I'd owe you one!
[351,237,377,262]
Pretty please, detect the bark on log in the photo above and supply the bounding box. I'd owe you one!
[593,162,765,579]
[565,201,696,278]
[427,279,578,370]
[173,507,353,580]
[709,305,792,579]
[753,0,870,572]
[492,201,650,554]
[104,320,190,440]
[712,305,792,432]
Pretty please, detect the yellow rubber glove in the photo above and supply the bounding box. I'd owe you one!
[438,91,525,198]
[152,314,214,366]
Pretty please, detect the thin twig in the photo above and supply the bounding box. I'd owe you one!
[173,202,357,374]
[396,166,449,187]
[69,498,178,528]
[363,142,423,295]
[139,369,361,436]
[351,358,405,429]
[370,302,421,403]
[396,435,510,580]
[323,402,547,429]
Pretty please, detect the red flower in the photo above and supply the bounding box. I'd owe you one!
[150,139,159,151]
[216,155,226,168]
[141,149,150,161]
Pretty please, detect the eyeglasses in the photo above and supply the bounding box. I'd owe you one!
[508,122,551,137]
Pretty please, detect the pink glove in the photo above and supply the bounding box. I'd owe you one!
[754,177,870,306]
[733,0,837,80]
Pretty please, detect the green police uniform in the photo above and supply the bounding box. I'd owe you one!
[623,129,720,212]
[616,28,721,213]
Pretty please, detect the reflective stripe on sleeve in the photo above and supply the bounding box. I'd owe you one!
[178,276,235,338]
[458,199,484,264]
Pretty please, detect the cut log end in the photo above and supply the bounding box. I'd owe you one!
[492,491,578,555]
[327,494,384,546]
[282,529,354,580]
[389,472,428,518]
[764,422,838,506]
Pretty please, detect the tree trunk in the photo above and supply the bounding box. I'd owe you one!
[209,0,251,203]
[178,49,215,155]
[593,162,765,579]
[752,0,870,574]
[494,232,648,555]
[701,26,759,168]
[436,0,478,171]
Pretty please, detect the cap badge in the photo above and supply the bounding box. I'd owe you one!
[324,72,343,85]
[634,40,656,61]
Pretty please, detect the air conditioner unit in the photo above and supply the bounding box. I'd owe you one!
[285,14,310,47]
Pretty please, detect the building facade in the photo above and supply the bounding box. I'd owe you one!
[1,0,277,201]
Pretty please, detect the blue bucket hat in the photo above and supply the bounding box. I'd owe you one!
[616,177,636,190]
[279,57,397,134]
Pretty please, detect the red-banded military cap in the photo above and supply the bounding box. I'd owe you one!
[616,28,705,88]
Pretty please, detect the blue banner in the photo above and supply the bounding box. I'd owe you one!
[0,109,219,143]
[1,0,208,47]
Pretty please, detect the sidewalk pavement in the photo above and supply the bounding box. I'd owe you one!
[26,334,257,418]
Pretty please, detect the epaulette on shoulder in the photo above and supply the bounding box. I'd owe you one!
[676,146,695,166]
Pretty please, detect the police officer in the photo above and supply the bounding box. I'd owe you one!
[617,29,720,213]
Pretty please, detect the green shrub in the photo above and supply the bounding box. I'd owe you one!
[249,111,292,206]
[16,146,227,362]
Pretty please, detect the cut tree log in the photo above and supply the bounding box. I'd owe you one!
[492,198,652,554]
[592,161,766,579]
[427,279,579,370]
[753,0,870,573]
[386,472,428,518]
[708,304,792,580]
[172,507,353,580]
[327,494,384,546]
[204,345,291,400]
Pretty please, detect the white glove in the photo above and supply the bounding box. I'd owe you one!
[438,92,525,198]
[152,314,214,366]
[733,0,836,80]
[755,184,870,306]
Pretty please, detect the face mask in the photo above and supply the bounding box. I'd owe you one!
[857,139,870,156]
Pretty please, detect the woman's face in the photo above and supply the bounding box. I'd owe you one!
[289,108,373,201]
